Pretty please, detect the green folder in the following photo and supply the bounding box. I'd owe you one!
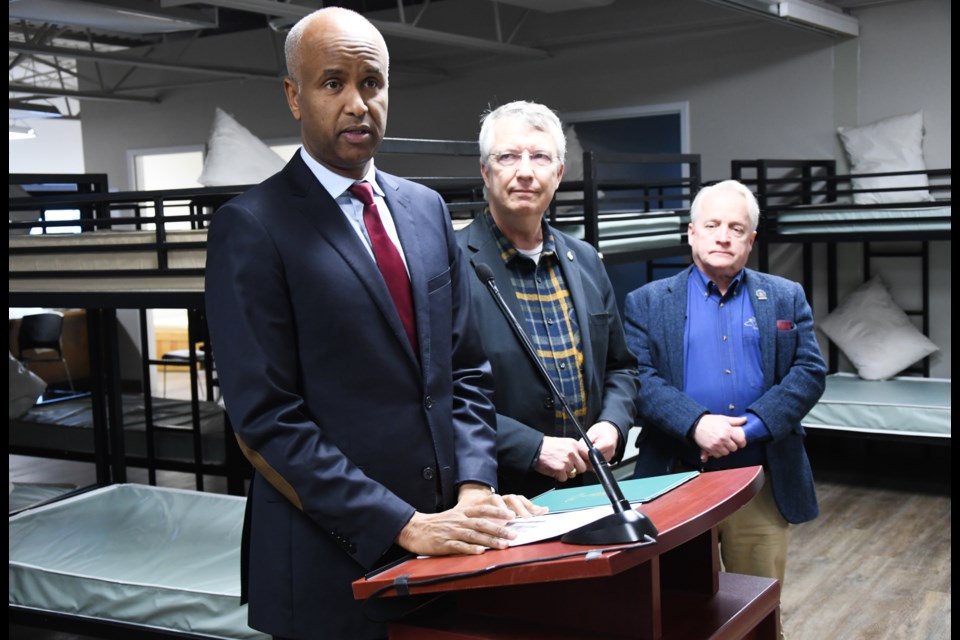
[531,470,699,513]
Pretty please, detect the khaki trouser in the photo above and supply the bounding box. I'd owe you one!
[718,475,791,639]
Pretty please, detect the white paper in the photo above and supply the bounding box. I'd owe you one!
[505,505,614,547]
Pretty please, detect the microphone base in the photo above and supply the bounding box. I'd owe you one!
[561,508,659,546]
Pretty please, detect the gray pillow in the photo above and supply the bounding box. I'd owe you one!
[837,111,934,205]
[818,276,938,380]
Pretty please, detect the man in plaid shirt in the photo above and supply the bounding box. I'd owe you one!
[456,100,639,498]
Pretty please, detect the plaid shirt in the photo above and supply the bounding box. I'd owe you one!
[482,211,587,437]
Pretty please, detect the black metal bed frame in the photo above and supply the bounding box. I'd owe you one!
[731,158,951,376]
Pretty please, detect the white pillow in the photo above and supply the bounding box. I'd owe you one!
[837,111,934,205]
[818,276,938,380]
[197,107,287,187]
[555,125,604,210]
[9,351,47,418]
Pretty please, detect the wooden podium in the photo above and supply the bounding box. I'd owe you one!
[353,466,778,640]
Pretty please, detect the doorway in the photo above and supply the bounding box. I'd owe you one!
[561,103,690,310]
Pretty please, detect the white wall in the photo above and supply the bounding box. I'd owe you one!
[856,0,951,170]
[68,0,952,376]
[9,118,85,174]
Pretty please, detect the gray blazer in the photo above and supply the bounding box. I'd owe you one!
[457,217,639,498]
[624,265,826,524]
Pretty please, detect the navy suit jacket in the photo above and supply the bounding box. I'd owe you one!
[624,265,826,524]
[205,153,498,639]
[456,217,639,498]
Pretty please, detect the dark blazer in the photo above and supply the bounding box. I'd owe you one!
[624,265,826,524]
[205,153,498,640]
[456,216,639,498]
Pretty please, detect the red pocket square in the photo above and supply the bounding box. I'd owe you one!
[776,320,794,331]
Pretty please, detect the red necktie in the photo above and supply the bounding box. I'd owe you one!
[348,182,418,353]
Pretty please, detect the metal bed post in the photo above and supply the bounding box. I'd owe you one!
[86,307,113,486]
[756,160,770,273]
[186,307,206,491]
[826,243,840,372]
[102,309,128,484]
[583,151,600,250]
[138,308,159,486]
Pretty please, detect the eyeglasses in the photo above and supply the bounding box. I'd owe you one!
[488,150,556,168]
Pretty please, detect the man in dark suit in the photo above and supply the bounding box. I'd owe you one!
[456,101,639,498]
[624,179,826,638]
[205,9,540,640]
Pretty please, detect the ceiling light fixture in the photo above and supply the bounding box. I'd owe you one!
[701,0,859,38]
[9,102,64,120]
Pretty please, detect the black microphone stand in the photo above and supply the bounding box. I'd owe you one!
[474,263,658,546]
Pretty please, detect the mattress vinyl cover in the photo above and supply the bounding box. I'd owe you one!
[454,212,684,255]
[9,484,268,640]
[775,204,951,235]
[9,229,206,293]
[802,373,951,438]
[9,394,228,465]
[555,211,684,254]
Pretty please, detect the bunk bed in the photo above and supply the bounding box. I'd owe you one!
[550,151,700,268]
[9,176,249,495]
[731,159,951,443]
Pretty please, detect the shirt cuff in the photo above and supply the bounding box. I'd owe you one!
[741,413,771,442]
[529,439,544,471]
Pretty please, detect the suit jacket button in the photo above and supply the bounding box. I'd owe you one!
[422,467,435,480]
[543,396,554,409]
[424,395,434,409]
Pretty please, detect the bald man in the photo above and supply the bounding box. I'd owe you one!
[205,8,541,639]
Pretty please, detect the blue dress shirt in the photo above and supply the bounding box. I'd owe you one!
[684,267,769,469]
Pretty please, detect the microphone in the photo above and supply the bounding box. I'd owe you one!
[473,262,658,546]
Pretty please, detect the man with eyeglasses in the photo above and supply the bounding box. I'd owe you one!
[622,180,826,639]
[456,100,639,498]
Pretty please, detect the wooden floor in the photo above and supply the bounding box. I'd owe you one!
[8,374,952,639]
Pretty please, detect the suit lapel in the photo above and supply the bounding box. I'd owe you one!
[749,270,777,388]
[286,158,419,369]
[666,267,692,387]
[464,220,528,335]
[554,232,594,388]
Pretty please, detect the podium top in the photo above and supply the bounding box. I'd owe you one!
[353,465,763,600]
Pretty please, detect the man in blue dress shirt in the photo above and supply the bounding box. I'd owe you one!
[623,179,826,637]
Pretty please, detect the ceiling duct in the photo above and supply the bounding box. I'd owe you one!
[8,0,219,35]
[700,0,859,37]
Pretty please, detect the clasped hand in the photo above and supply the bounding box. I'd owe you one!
[693,414,748,463]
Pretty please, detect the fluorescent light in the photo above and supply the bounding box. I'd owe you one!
[700,0,859,38]
[9,124,36,140]
[777,1,859,38]
[9,102,63,120]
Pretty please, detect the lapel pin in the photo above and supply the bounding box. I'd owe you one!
[567,250,574,261]
[755,289,767,301]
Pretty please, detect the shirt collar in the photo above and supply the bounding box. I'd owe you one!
[298,147,382,199]
[691,265,746,298]
[482,209,557,268]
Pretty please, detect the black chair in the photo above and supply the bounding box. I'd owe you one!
[17,311,73,392]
